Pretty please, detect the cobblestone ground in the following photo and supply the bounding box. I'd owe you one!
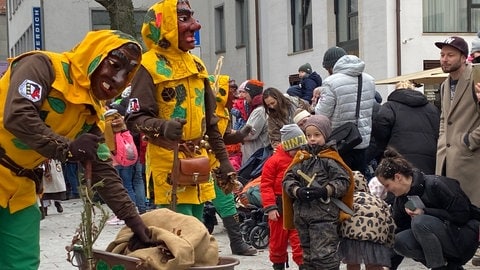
[39,199,478,270]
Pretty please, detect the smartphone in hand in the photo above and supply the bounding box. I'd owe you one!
[405,195,425,211]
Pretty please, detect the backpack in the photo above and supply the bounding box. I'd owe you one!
[238,176,263,207]
[113,131,138,167]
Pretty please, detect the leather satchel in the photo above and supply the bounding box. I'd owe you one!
[330,122,362,155]
[177,156,211,186]
[330,74,363,155]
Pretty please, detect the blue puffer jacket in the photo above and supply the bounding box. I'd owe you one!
[315,55,376,149]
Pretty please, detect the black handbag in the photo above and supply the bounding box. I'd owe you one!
[330,75,363,155]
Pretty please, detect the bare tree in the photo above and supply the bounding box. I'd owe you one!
[95,0,136,37]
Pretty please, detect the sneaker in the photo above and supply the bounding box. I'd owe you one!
[106,216,125,225]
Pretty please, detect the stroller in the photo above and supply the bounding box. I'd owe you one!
[236,183,269,249]
[238,205,269,249]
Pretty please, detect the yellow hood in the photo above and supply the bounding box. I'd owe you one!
[141,0,204,83]
[63,30,141,98]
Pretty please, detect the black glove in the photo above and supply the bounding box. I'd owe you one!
[67,133,101,161]
[296,187,328,201]
[163,118,187,140]
[125,215,153,251]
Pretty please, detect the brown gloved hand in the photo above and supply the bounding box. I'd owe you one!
[67,133,101,162]
[214,159,238,194]
[124,215,153,251]
[162,118,187,141]
[223,125,252,145]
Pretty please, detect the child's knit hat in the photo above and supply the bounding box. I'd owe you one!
[244,79,264,98]
[304,115,332,139]
[298,63,312,74]
[293,109,311,125]
[280,124,307,151]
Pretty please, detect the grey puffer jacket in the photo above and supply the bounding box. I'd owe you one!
[315,55,376,149]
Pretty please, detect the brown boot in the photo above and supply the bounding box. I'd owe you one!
[222,214,257,256]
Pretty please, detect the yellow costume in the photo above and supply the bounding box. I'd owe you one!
[0,30,139,213]
[130,1,215,206]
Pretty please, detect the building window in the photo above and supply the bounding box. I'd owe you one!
[215,5,226,53]
[235,0,246,47]
[423,0,480,32]
[291,0,312,52]
[12,25,32,56]
[335,0,358,54]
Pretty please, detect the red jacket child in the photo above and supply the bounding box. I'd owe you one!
[260,124,306,269]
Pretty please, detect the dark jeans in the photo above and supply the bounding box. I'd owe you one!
[62,162,79,197]
[394,215,476,268]
[115,162,147,214]
[115,164,135,201]
[132,161,147,213]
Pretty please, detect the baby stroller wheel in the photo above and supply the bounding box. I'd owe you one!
[249,225,269,249]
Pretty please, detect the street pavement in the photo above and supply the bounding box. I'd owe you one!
[39,199,478,270]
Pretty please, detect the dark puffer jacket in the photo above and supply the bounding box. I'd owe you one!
[392,170,479,264]
[287,71,322,103]
[372,89,440,174]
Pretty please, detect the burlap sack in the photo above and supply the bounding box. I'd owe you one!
[106,208,219,270]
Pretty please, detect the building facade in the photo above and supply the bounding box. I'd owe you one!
[5,0,479,97]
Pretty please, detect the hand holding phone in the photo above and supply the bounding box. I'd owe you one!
[405,195,425,216]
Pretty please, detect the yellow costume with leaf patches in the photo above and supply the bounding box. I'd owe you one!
[139,0,215,205]
[0,30,138,213]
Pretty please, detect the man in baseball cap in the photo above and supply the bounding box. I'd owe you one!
[435,35,480,270]
[435,36,468,75]
[435,36,469,58]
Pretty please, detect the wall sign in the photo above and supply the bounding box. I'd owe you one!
[33,7,42,50]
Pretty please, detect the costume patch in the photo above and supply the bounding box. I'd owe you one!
[18,79,42,102]
[127,98,140,113]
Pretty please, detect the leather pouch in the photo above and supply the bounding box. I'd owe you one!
[177,157,211,185]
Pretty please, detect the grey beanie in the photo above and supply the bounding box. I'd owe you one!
[304,115,332,139]
[472,31,480,54]
[280,124,307,151]
[298,63,312,74]
[322,46,347,69]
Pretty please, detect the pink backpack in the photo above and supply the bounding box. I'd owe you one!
[112,131,138,167]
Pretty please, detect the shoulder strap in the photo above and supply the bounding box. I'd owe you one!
[355,74,362,124]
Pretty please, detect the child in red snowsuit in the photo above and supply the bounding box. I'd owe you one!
[261,124,305,270]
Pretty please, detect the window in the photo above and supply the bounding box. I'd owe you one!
[423,0,480,32]
[235,0,247,47]
[215,5,226,53]
[335,0,358,54]
[291,0,312,52]
[12,25,32,56]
